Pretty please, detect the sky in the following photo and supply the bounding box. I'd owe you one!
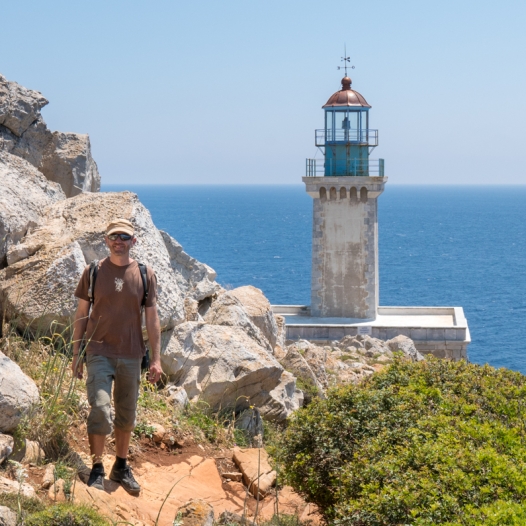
[1,0,525,185]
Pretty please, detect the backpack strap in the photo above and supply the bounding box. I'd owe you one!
[87,260,99,304]
[138,262,149,308]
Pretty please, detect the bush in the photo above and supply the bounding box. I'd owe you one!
[25,503,110,526]
[276,358,526,525]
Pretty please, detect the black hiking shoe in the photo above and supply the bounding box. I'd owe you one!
[109,464,140,496]
[87,469,105,491]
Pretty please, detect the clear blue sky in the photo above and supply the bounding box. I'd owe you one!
[2,0,525,185]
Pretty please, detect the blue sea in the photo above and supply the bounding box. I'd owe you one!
[103,184,526,374]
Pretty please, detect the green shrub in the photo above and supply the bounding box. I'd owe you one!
[276,358,526,525]
[25,503,110,526]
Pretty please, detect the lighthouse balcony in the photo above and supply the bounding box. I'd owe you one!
[306,158,385,177]
[315,129,378,147]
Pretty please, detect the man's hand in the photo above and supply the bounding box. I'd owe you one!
[148,360,162,384]
[72,354,84,379]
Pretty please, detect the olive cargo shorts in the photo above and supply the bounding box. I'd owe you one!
[86,355,141,435]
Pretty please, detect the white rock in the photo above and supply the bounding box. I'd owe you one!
[166,385,189,410]
[0,505,17,526]
[0,151,65,264]
[10,439,45,464]
[386,335,425,361]
[39,132,100,196]
[0,351,39,433]
[0,74,48,137]
[230,286,279,349]
[279,347,323,400]
[41,463,55,489]
[160,230,221,301]
[203,291,272,351]
[161,322,297,421]
[0,475,36,498]
[0,434,13,464]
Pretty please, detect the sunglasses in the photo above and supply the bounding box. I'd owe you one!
[107,233,133,241]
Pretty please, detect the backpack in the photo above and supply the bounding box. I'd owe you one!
[85,259,150,370]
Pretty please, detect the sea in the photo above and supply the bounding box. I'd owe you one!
[103,184,526,375]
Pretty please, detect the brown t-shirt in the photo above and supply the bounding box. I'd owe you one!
[75,258,158,359]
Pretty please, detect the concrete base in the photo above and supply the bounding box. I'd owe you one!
[272,305,471,361]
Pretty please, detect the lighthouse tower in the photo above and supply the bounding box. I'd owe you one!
[304,76,387,319]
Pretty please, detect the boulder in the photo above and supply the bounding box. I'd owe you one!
[161,322,298,421]
[230,286,279,349]
[10,439,45,464]
[0,435,13,464]
[279,347,324,402]
[39,132,100,196]
[41,463,55,489]
[232,447,276,498]
[0,74,48,137]
[161,231,221,302]
[0,191,186,333]
[176,499,214,526]
[203,291,271,352]
[0,151,65,265]
[0,351,39,433]
[0,73,100,197]
[386,335,425,361]
[0,475,36,498]
[0,505,17,526]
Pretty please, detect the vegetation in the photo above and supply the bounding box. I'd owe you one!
[25,503,110,526]
[276,358,526,525]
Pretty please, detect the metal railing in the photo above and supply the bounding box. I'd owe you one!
[305,158,385,177]
[315,129,378,147]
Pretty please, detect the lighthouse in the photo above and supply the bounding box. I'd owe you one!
[304,75,386,319]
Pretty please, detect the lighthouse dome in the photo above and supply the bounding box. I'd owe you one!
[323,77,371,108]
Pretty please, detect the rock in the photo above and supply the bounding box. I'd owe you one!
[0,191,186,333]
[0,351,39,433]
[167,385,189,411]
[203,291,272,351]
[217,510,248,524]
[39,132,100,196]
[232,447,276,498]
[386,335,425,361]
[235,408,264,443]
[0,151,65,265]
[184,297,201,322]
[41,463,55,489]
[151,424,166,444]
[221,472,243,482]
[10,439,45,464]
[274,314,286,352]
[230,286,279,349]
[0,74,48,137]
[161,322,297,421]
[262,370,303,420]
[0,435,13,464]
[0,475,36,498]
[0,73,100,197]
[0,505,17,526]
[279,347,324,401]
[161,230,221,302]
[176,499,214,526]
[48,478,67,502]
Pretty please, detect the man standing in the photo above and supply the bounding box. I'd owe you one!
[72,218,162,495]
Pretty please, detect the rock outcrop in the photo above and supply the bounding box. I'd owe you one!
[161,322,301,421]
[0,151,65,266]
[0,351,39,433]
[0,73,100,197]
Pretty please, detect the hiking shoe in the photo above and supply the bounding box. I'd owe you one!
[87,469,105,491]
[109,464,140,496]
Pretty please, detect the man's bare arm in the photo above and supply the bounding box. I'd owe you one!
[145,305,162,383]
[71,299,90,379]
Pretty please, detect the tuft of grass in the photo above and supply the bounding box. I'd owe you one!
[259,515,313,526]
[25,502,110,526]
[0,492,45,515]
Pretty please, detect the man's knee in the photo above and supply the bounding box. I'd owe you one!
[87,404,113,435]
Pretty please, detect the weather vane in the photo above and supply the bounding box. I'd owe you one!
[337,45,355,76]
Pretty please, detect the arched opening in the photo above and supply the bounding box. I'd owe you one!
[360,187,368,203]
[330,187,337,201]
[349,187,358,202]
[319,187,327,202]
[340,187,347,200]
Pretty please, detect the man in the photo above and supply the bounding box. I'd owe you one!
[72,218,162,495]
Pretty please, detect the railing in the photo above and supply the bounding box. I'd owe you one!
[315,129,378,147]
[305,158,385,177]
